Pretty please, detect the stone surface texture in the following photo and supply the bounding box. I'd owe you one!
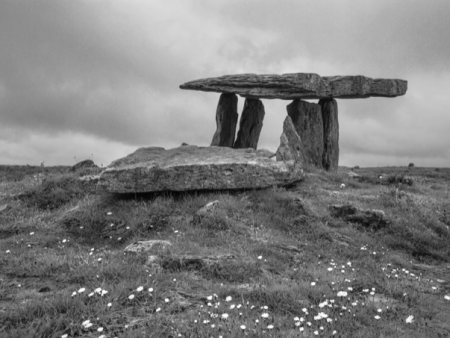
[330,204,389,231]
[319,99,339,171]
[98,145,303,193]
[276,116,307,164]
[211,93,238,147]
[287,99,324,167]
[180,73,407,100]
[70,159,98,172]
[124,240,173,254]
[233,98,265,150]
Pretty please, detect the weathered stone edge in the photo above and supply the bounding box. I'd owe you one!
[180,73,407,99]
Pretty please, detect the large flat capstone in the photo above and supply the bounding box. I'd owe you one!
[98,145,303,193]
[180,73,407,100]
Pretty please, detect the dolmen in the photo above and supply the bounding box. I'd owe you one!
[99,73,407,193]
[180,73,407,171]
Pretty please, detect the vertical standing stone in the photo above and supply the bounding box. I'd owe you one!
[211,93,238,147]
[233,98,265,150]
[276,116,307,164]
[287,99,324,167]
[319,98,339,171]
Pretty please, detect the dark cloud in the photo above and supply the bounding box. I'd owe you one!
[0,0,448,166]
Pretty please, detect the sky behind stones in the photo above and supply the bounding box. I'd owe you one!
[1,0,449,167]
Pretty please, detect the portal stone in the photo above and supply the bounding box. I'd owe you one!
[233,98,265,150]
[287,99,324,167]
[319,98,339,171]
[211,93,238,147]
[276,116,307,164]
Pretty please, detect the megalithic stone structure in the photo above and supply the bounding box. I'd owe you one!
[180,73,407,171]
[319,98,339,171]
[287,99,324,168]
[233,98,265,150]
[211,93,238,147]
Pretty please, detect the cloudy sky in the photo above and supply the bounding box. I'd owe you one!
[1,0,449,167]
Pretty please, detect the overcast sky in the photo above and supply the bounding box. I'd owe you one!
[1,0,449,167]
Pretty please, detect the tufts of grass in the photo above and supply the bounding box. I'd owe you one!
[19,173,87,210]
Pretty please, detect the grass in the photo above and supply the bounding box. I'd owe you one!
[0,165,450,337]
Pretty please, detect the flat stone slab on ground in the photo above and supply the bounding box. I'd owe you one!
[180,73,407,100]
[98,145,303,193]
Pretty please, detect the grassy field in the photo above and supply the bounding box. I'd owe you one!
[0,164,449,337]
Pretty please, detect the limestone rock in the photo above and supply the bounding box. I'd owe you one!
[0,204,10,214]
[196,200,220,216]
[124,240,173,254]
[319,99,339,171]
[323,75,407,98]
[98,145,304,193]
[180,73,407,100]
[330,204,389,230]
[287,99,323,167]
[233,98,265,150]
[70,159,98,172]
[211,93,238,147]
[276,116,306,164]
[256,148,276,158]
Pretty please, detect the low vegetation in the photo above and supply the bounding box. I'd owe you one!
[0,165,449,337]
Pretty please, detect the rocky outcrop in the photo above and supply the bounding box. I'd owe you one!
[70,159,98,172]
[180,73,407,100]
[330,204,389,230]
[276,116,306,163]
[233,98,265,150]
[319,99,339,171]
[98,145,303,193]
[211,93,238,147]
[287,99,324,167]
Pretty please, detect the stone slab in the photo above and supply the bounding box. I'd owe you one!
[233,98,265,149]
[211,93,238,147]
[287,99,324,167]
[98,145,304,193]
[180,73,407,100]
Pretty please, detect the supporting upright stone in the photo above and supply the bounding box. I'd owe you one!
[233,98,265,150]
[276,116,307,164]
[287,99,324,168]
[319,98,339,171]
[211,93,238,147]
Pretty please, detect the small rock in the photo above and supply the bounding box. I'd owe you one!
[124,240,173,254]
[196,200,220,216]
[0,204,10,213]
[347,171,360,178]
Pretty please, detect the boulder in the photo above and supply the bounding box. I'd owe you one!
[276,116,306,164]
[211,93,238,147]
[319,99,339,171]
[287,99,324,167]
[98,145,304,193]
[233,98,265,150]
[330,204,389,230]
[70,159,98,172]
[180,73,407,100]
